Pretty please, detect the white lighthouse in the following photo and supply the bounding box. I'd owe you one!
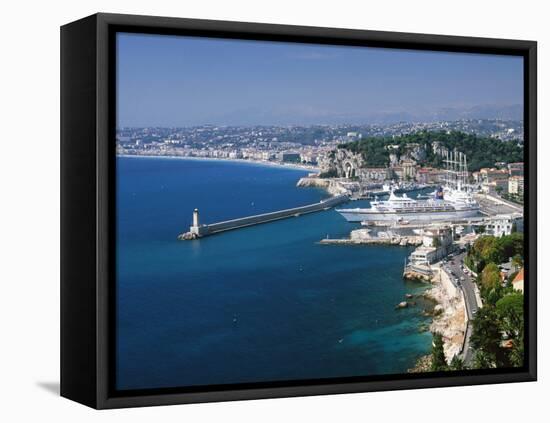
[189,208,204,237]
[192,208,199,228]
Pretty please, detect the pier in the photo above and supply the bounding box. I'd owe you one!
[364,212,523,231]
[178,194,349,240]
[319,234,421,247]
[349,189,389,201]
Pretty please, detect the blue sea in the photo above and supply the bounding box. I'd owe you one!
[116,156,433,390]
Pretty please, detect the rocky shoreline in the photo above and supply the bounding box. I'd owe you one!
[424,267,467,362]
[407,266,468,372]
[408,354,432,373]
[296,176,349,196]
[319,228,422,246]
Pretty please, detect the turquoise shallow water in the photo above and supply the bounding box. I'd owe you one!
[116,156,432,390]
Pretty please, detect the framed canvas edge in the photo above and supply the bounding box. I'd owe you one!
[85,12,537,409]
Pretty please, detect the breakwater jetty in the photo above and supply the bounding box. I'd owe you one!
[178,194,349,240]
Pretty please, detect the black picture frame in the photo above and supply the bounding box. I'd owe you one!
[60,12,537,409]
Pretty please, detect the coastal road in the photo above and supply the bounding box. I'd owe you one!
[442,251,480,366]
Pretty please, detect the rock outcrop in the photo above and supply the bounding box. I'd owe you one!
[296,177,349,196]
[177,232,198,240]
[408,355,432,373]
[425,269,468,362]
[296,177,330,189]
[349,228,422,246]
[318,149,365,178]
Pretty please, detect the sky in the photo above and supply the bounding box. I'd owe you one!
[116,32,524,127]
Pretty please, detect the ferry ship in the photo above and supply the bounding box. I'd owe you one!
[336,185,480,223]
[338,150,481,223]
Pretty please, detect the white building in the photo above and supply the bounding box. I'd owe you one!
[300,153,318,164]
[508,175,524,196]
[484,215,515,237]
[409,246,438,265]
[421,226,453,248]
[346,132,361,141]
[409,226,453,265]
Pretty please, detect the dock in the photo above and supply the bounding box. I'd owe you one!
[178,194,349,240]
[349,189,389,201]
[364,213,523,231]
[318,235,421,246]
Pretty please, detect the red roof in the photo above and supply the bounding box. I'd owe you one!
[513,268,524,284]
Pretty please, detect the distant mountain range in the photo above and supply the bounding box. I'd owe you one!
[400,104,523,124]
[206,104,523,126]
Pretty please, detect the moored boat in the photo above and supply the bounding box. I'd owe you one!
[336,186,479,223]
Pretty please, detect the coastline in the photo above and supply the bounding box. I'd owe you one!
[425,266,467,360]
[117,153,320,173]
[408,265,468,373]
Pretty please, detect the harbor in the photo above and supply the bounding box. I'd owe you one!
[173,146,525,370]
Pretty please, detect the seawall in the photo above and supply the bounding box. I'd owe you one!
[179,194,349,239]
[427,266,468,362]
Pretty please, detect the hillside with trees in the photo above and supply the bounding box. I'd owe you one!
[338,130,524,171]
[464,232,523,275]
[464,233,525,369]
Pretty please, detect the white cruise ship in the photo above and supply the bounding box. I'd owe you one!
[336,185,480,223]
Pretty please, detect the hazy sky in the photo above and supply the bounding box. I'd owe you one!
[116,32,524,127]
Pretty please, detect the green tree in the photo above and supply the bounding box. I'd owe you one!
[496,233,524,262]
[338,130,523,171]
[496,294,523,336]
[470,306,509,368]
[511,254,524,272]
[450,355,465,371]
[480,262,503,304]
[464,255,474,272]
[467,234,524,274]
[481,262,500,286]
[508,337,524,368]
[431,333,448,371]
[495,294,524,367]
[473,350,495,369]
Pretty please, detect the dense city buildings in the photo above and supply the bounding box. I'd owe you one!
[117,119,523,166]
[117,119,524,203]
